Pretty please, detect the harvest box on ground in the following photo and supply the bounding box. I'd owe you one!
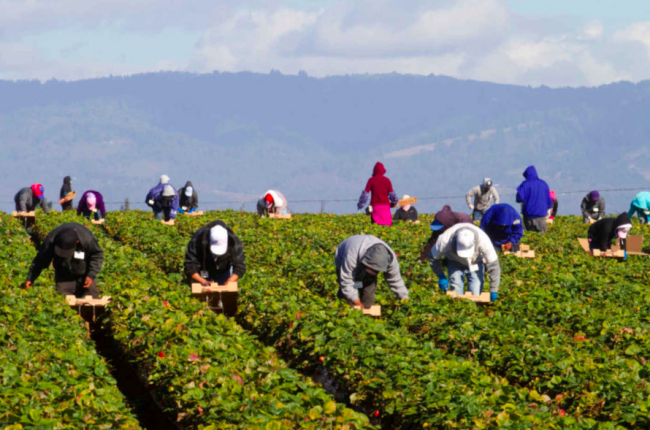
[161,219,175,226]
[185,211,204,216]
[446,291,491,304]
[577,236,649,257]
[91,219,105,225]
[269,213,292,219]
[191,282,238,316]
[353,305,381,317]
[503,244,536,258]
[66,295,111,326]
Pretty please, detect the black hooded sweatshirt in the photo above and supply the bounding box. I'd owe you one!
[60,176,73,210]
[179,181,199,210]
[184,220,246,280]
[588,213,632,252]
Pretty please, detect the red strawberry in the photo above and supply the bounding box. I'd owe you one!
[158,351,165,358]
[319,356,324,362]
[560,409,566,417]
[373,411,380,417]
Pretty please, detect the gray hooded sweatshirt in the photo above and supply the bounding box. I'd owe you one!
[257,190,288,216]
[335,235,408,302]
[466,178,499,211]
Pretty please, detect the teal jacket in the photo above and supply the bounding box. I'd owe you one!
[628,191,650,217]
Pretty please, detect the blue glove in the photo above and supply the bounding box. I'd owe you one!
[490,292,498,302]
[177,207,185,214]
[438,278,449,292]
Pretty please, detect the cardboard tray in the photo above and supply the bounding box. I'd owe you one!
[446,291,491,303]
[191,282,239,294]
[12,211,36,217]
[353,305,381,317]
[503,244,536,258]
[268,213,292,219]
[397,197,418,207]
[58,191,77,204]
[577,236,649,257]
[184,211,204,216]
[66,295,111,307]
[91,219,105,225]
[161,219,175,226]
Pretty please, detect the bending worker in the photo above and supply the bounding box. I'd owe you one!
[516,165,553,233]
[77,191,106,221]
[466,178,499,221]
[581,191,605,223]
[357,162,399,226]
[588,213,632,253]
[59,176,74,211]
[419,205,472,261]
[257,190,288,217]
[628,191,650,224]
[429,223,500,302]
[145,175,178,221]
[14,184,50,214]
[25,223,103,298]
[393,194,418,222]
[480,204,523,252]
[184,220,246,286]
[335,235,409,309]
[178,181,199,214]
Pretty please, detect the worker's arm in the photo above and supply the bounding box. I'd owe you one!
[26,237,55,284]
[184,234,203,279]
[465,188,474,210]
[230,236,247,280]
[85,238,104,280]
[384,254,409,300]
[428,244,446,279]
[510,217,524,244]
[337,257,360,304]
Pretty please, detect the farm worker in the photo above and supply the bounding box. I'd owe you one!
[480,204,523,252]
[419,205,472,261]
[393,194,418,222]
[14,184,50,214]
[25,223,104,298]
[627,191,650,224]
[335,235,408,309]
[184,220,246,286]
[581,191,605,223]
[77,191,106,221]
[516,165,553,233]
[588,213,632,253]
[145,175,178,221]
[549,190,558,220]
[178,181,199,214]
[466,178,499,221]
[59,176,74,211]
[256,190,288,217]
[429,223,500,302]
[357,162,399,226]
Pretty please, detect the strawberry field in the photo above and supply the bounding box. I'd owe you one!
[11,209,650,429]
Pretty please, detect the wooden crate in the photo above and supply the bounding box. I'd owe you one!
[397,197,417,207]
[58,191,77,204]
[504,244,536,258]
[66,295,111,307]
[185,211,204,216]
[161,219,175,226]
[12,211,36,217]
[577,236,648,257]
[353,305,381,317]
[268,213,292,219]
[91,219,105,225]
[66,295,111,326]
[446,291,491,303]
[191,282,238,316]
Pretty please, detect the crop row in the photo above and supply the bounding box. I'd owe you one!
[220,212,650,427]
[0,213,141,429]
[33,211,372,429]
[105,210,572,429]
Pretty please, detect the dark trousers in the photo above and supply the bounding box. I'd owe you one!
[337,279,377,308]
[524,217,547,233]
[56,278,100,299]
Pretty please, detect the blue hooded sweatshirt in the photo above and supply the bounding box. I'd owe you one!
[516,166,553,218]
[480,204,524,246]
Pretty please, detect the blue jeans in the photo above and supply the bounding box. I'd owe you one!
[448,260,484,295]
[472,209,485,222]
[153,210,163,220]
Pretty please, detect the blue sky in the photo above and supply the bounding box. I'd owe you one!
[1,0,650,86]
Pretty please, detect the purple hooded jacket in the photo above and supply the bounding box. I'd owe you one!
[77,190,106,218]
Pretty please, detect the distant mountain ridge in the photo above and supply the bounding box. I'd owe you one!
[0,71,648,215]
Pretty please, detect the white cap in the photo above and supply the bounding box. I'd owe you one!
[402,194,410,200]
[160,175,170,184]
[163,185,175,197]
[456,230,475,258]
[617,224,632,239]
[185,186,193,197]
[210,225,228,256]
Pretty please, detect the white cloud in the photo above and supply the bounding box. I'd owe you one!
[614,21,650,56]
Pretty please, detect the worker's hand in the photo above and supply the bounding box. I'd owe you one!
[24,281,32,288]
[353,299,364,309]
[83,277,93,289]
[199,277,211,287]
[490,292,498,302]
[438,278,449,293]
[469,205,474,211]
[225,274,240,285]
[502,242,513,251]
[147,199,154,206]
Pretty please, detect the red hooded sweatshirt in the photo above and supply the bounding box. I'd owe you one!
[365,162,394,206]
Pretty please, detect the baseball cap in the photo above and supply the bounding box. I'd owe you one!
[209,225,228,256]
[160,175,170,184]
[54,228,79,258]
[162,185,175,197]
[456,229,475,258]
[185,186,193,197]
[430,220,445,231]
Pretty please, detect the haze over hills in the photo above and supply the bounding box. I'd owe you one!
[0,71,649,215]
